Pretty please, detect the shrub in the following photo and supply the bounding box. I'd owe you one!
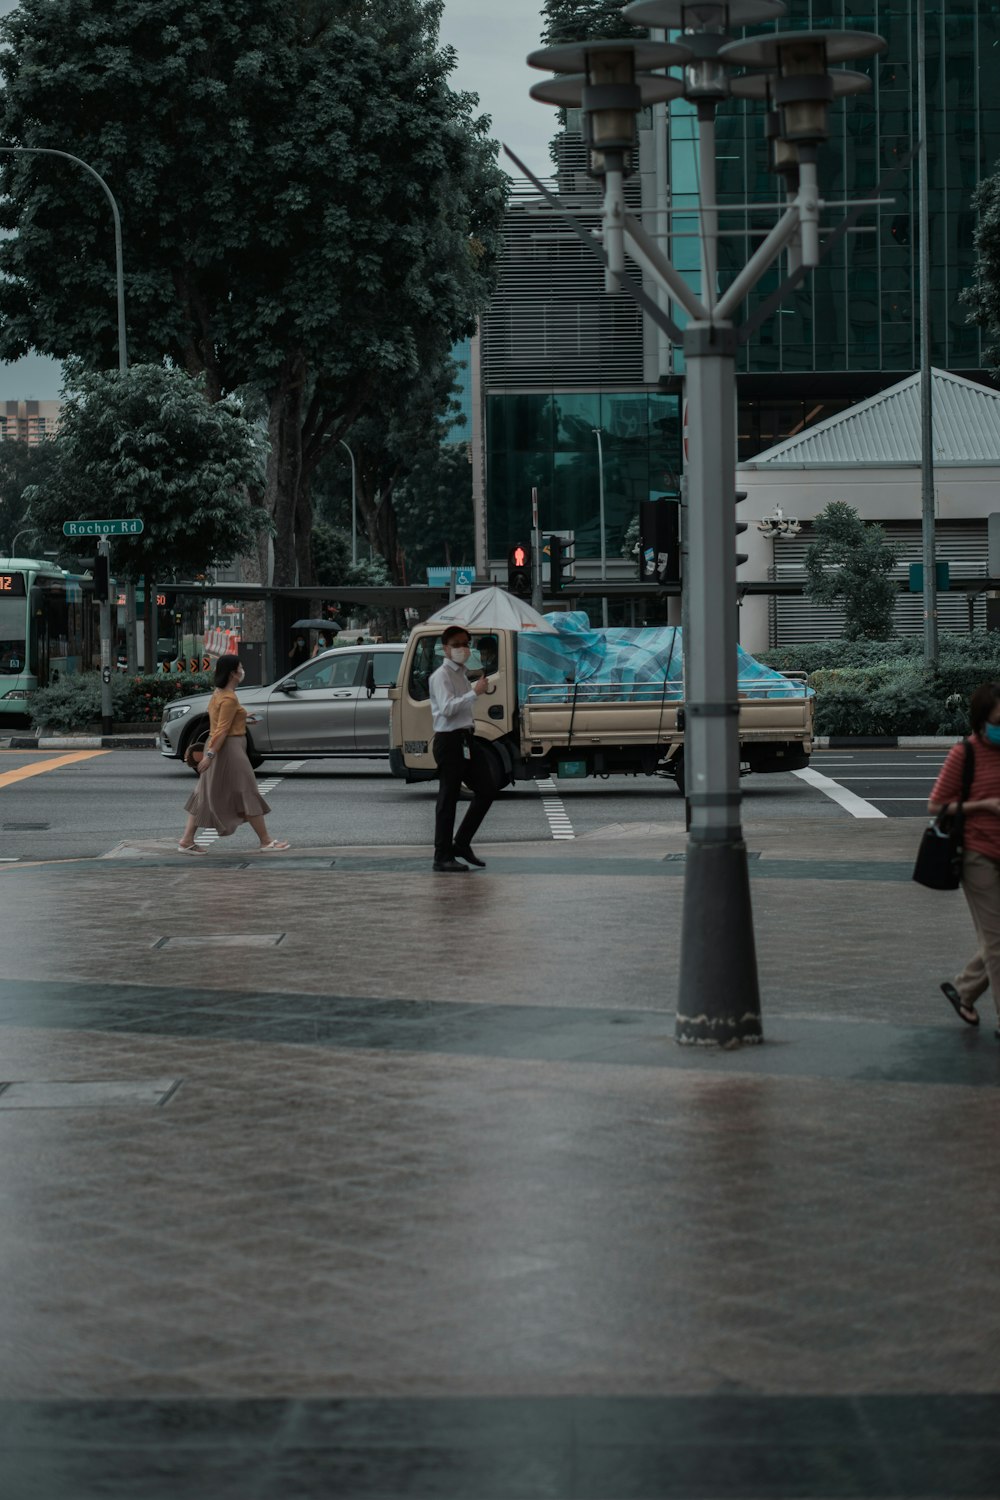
[31,671,212,731]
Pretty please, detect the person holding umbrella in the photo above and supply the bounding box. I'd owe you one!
[428,624,494,873]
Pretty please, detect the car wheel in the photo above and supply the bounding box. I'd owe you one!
[466,741,510,794]
[180,718,210,774]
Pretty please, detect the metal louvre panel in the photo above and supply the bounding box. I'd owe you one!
[769,521,988,645]
[481,173,647,390]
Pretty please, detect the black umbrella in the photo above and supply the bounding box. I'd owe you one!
[291,618,341,633]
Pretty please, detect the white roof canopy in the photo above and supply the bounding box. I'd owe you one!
[743,369,1000,468]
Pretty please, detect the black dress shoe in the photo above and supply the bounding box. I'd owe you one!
[454,846,486,868]
[433,858,468,873]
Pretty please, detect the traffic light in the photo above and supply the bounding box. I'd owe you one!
[735,489,749,569]
[93,553,110,604]
[507,541,531,599]
[638,500,680,584]
[548,535,564,591]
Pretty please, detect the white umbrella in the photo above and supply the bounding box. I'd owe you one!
[427,585,558,633]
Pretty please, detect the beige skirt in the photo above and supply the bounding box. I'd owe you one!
[184,736,271,837]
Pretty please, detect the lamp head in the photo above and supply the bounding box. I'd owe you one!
[721,28,884,144]
[528,39,691,162]
[622,0,786,100]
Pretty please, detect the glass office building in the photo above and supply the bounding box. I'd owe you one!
[714,0,1000,443]
[481,2,1000,560]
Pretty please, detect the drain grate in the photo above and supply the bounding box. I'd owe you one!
[3,822,49,831]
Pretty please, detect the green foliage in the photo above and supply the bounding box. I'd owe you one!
[394,442,475,576]
[963,167,1000,372]
[756,634,1000,736]
[311,523,390,588]
[0,438,62,555]
[30,671,212,730]
[0,0,508,585]
[803,501,899,641]
[21,365,268,580]
[541,0,646,43]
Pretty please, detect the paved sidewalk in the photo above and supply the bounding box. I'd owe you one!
[1,813,998,1498]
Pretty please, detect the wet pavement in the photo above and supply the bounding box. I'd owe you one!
[2,812,998,1498]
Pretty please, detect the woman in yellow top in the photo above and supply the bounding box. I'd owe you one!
[178,653,289,853]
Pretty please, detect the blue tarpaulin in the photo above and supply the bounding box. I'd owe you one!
[516,613,811,703]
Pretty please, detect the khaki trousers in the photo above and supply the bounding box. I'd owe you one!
[953,849,1000,1021]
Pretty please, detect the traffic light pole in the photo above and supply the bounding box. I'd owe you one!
[676,324,761,1044]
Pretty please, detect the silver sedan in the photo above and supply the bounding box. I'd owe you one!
[159,644,405,767]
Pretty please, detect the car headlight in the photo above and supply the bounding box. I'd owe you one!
[164,704,191,723]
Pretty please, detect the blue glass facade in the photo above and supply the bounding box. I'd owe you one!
[486,390,681,559]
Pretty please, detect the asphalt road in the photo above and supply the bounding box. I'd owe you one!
[0,745,953,863]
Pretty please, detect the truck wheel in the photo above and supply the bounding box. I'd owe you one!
[466,741,510,794]
[670,751,685,796]
[181,719,210,774]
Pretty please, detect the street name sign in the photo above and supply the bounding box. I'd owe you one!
[63,518,145,537]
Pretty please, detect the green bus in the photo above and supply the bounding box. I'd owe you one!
[0,556,98,722]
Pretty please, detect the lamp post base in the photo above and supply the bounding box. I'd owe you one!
[675,838,763,1047]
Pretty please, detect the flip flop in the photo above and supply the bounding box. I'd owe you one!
[257,840,290,852]
[177,842,208,855]
[941,981,979,1027]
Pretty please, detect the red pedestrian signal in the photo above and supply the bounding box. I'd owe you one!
[507,542,532,599]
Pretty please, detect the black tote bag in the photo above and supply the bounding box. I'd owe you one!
[913,740,974,891]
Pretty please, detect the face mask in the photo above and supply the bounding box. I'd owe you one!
[985,723,1000,747]
[448,646,470,665]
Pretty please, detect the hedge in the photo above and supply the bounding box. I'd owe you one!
[31,672,213,733]
[756,633,1000,737]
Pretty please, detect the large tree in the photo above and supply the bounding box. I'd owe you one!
[0,0,506,585]
[22,365,268,582]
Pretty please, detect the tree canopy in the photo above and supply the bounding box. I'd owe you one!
[0,0,507,584]
[964,167,1000,373]
[541,0,645,44]
[23,365,269,581]
[804,501,899,641]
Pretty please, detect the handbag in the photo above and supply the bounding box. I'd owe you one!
[913,740,974,890]
[246,735,264,770]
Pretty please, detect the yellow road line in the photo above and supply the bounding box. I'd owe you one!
[0,750,108,789]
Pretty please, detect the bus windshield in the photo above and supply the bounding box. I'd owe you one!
[0,598,26,675]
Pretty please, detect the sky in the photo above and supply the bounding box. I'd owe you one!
[0,0,555,402]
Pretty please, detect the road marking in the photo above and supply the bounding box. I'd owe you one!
[0,750,107,790]
[830,775,936,781]
[536,778,576,840]
[792,767,886,819]
[281,761,306,772]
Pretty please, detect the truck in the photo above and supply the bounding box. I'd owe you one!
[388,617,813,794]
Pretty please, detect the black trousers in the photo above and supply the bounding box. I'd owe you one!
[433,729,494,860]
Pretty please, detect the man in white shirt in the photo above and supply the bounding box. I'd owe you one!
[428,625,493,872]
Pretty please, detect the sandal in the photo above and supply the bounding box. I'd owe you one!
[941,981,979,1027]
[257,840,290,852]
[178,842,208,855]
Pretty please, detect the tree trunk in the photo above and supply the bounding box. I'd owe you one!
[266,358,307,587]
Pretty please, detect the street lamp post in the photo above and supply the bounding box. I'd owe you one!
[592,427,609,628]
[339,439,359,567]
[524,4,886,1046]
[0,144,132,705]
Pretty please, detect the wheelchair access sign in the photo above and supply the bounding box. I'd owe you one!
[63,518,145,537]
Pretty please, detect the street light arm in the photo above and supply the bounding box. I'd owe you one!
[623,214,710,322]
[713,203,801,320]
[0,144,128,374]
